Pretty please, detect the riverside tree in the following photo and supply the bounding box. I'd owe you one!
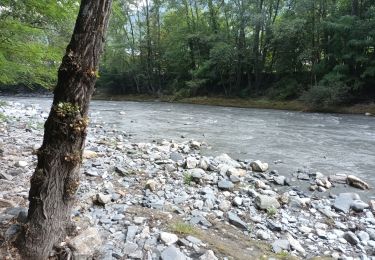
[17,0,113,259]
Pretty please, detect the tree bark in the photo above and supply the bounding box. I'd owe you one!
[19,1,113,259]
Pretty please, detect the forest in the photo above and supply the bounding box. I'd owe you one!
[0,0,374,108]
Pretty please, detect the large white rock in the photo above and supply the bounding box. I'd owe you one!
[160,232,179,245]
[68,227,102,257]
[250,160,269,172]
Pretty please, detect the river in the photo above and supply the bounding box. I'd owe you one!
[3,96,375,197]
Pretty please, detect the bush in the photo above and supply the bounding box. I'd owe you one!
[267,77,303,100]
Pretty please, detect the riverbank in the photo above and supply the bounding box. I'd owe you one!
[1,100,375,259]
[93,93,375,115]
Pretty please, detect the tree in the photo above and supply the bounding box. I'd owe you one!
[17,0,113,259]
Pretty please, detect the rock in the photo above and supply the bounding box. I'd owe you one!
[232,196,243,206]
[83,150,97,159]
[199,250,218,260]
[273,176,286,185]
[186,157,198,169]
[4,224,21,241]
[328,174,348,184]
[0,198,16,208]
[272,239,290,253]
[367,228,375,240]
[256,230,271,240]
[227,167,246,177]
[170,152,184,162]
[145,179,157,191]
[219,200,231,212]
[365,112,372,116]
[255,180,268,189]
[189,168,205,180]
[190,140,201,149]
[214,154,241,168]
[267,219,282,232]
[84,169,99,177]
[286,233,305,254]
[96,193,111,204]
[369,200,375,212]
[357,231,370,242]
[347,175,369,190]
[227,211,248,230]
[250,160,269,172]
[229,174,240,183]
[199,158,209,170]
[255,195,280,210]
[333,193,360,213]
[186,235,202,245]
[160,232,179,245]
[299,226,312,234]
[0,172,13,181]
[15,160,28,167]
[68,227,102,257]
[297,172,310,180]
[161,245,188,260]
[126,225,138,242]
[343,231,359,245]
[351,200,369,212]
[123,242,138,255]
[218,180,234,191]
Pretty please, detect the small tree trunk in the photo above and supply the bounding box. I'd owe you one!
[20,1,113,259]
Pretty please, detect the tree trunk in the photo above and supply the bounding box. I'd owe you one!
[20,1,113,259]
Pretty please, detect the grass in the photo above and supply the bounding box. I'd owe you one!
[266,206,277,218]
[183,173,193,185]
[169,221,198,235]
[93,93,375,115]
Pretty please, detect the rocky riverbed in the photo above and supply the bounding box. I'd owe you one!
[1,101,375,260]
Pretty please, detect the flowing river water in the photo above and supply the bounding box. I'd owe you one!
[3,96,375,197]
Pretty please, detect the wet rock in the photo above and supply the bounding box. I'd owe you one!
[250,160,269,172]
[68,227,102,257]
[347,175,369,190]
[160,232,179,245]
[227,211,248,230]
[272,239,290,253]
[217,180,234,191]
[255,195,280,210]
[161,245,188,260]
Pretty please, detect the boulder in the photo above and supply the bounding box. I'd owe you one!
[347,175,369,190]
[185,157,198,169]
[96,193,111,204]
[160,232,179,245]
[250,160,269,172]
[161,245,189,260]
[333,193,360,213]
[68,227,102,257]
[217,180,234,191]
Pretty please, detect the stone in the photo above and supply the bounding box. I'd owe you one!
[351,200,369,212]
[299,226,312,234]
[161,245,188,260]
[255,195,280,210]
[83,150,97,159]
[367,228,375,240]
[4,224,21,241]
[328,174,348,184]
[170,152,184,162]
[145,179,157,191]
[0,172,13,181]
[227,167,246,177]
[256,230,271,240]
[199,250,218,260]
[347,175,369,190]
[227,211,248,230]
[343,231,360,245]
[232,196,243,206]
[84,169,99,177]
[272,239,290,253]
[15,160,28,167]
[267,219,282,232]
[186,235,202,245]
[218,180,234,191]
[0,198,16,208]
[160,232,179,245]
[126,225,138,242]
[250,160,269,172]
[274,176,286,185]
[189,168,205,180]
[229,174,241,183]
[123,242,138,255]
[186,157,198,169]
[68,227,102,257]
[357,231,370,242]
[219,200,231,212]
[286,233,305,254]
[96,193,111,204]
[333,193,360,213]
[214,154,241,168]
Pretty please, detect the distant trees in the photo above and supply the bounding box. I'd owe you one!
[0,0,374,106]
[99,0,375,106]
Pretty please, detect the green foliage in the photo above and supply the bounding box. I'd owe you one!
[183,173,193,185]
[266,206,277,218]
[169,221,198,235]
[267,78,304,100]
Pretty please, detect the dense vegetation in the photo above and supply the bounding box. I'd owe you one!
[1,0,374,107]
